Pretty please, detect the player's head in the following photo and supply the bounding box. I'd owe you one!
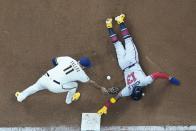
[79,56,92,68]
[131,86,144,101]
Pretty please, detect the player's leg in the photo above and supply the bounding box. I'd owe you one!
[16,76,46,102]
[115,14,139,64]
[46,81,80,104]
[106,18,127,70]
[65,88,81,104]
[47,81,78,93]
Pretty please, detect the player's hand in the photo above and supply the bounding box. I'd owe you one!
[97,106,108,116]
[89,80,96,84]
[169,77,180,86]
[107,87,120,95]
[101,87,109,95]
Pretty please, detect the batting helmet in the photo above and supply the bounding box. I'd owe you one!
[130,86,143,101]
[79,57,92,68]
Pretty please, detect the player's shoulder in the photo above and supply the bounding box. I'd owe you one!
[60,56,74,60]
[57,56,76,62]
[65,56,77,62]
[139,75,153,86]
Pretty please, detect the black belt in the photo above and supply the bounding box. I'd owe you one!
[46,73,60,85]
[123,64,135,72]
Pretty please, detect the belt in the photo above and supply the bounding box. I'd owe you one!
[46,73,60,85]
[123,64,135,72]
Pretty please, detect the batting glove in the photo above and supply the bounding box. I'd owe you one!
[169,77,180,86]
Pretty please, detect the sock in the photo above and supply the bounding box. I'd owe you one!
[108,28,118,43]
[120,23,131,39]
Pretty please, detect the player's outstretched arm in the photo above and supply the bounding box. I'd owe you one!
[88,80,120,95]
[151,72,180,86]
[88,80,109,94]
[97,92,122,116]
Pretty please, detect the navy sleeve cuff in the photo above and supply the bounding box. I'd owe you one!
[52,58,58,66]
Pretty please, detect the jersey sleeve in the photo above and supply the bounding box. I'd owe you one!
[141,75,154,86]
[51,57,66,65]
[150,72,170,80]
[56,57,68,64]
[78,72,90,83]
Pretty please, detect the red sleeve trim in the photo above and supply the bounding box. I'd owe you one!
[151,72,170,80]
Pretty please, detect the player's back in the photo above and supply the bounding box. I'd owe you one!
[124,63,152,87]
[47,56,89,84]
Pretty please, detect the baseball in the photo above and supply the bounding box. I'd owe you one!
[106,75,111,80]
[142,93,145,96]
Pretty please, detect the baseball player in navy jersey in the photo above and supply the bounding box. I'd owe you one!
[15,56,107,104]
[97,14,180,115]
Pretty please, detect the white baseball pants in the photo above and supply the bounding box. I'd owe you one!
[16,74,78,104]
[114,37,139,70]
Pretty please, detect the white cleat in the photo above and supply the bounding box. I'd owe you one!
[15,91,24,102]
[15,91,20,97]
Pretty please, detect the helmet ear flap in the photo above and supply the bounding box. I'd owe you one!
[131,86,143,101]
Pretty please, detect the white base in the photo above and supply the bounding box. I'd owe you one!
[81,113,101,131]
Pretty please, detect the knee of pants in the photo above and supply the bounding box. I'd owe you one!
[47,87,66,93]
[62,82,78,90]
[65,99,72,104]
[72,82,78,88]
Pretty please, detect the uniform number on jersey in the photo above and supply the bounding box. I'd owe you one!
[63,65,74,75]
[127,72,136,85]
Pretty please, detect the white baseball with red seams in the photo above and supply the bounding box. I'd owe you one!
[16,56,90,104]
[113,37,154,97]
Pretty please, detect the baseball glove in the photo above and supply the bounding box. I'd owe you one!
[107,87,120,95]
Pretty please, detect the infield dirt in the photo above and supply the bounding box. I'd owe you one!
[0,0,196,127]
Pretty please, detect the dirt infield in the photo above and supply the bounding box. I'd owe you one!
[0,0,196,127]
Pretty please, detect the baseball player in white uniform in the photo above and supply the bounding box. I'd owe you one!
[15,56,103,104]
[97,14,180,115]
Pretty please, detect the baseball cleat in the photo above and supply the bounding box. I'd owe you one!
[15,91,20,97]
[115,13,125,24]
[72,92,80,101]
[106,18,113,28]
[97,106,108,116]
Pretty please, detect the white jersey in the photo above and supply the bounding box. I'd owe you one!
[121,63,154,97]
[47,56,90,84]
[112,37,154,97]
[124,64,153,87]
[16,56,90,104]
